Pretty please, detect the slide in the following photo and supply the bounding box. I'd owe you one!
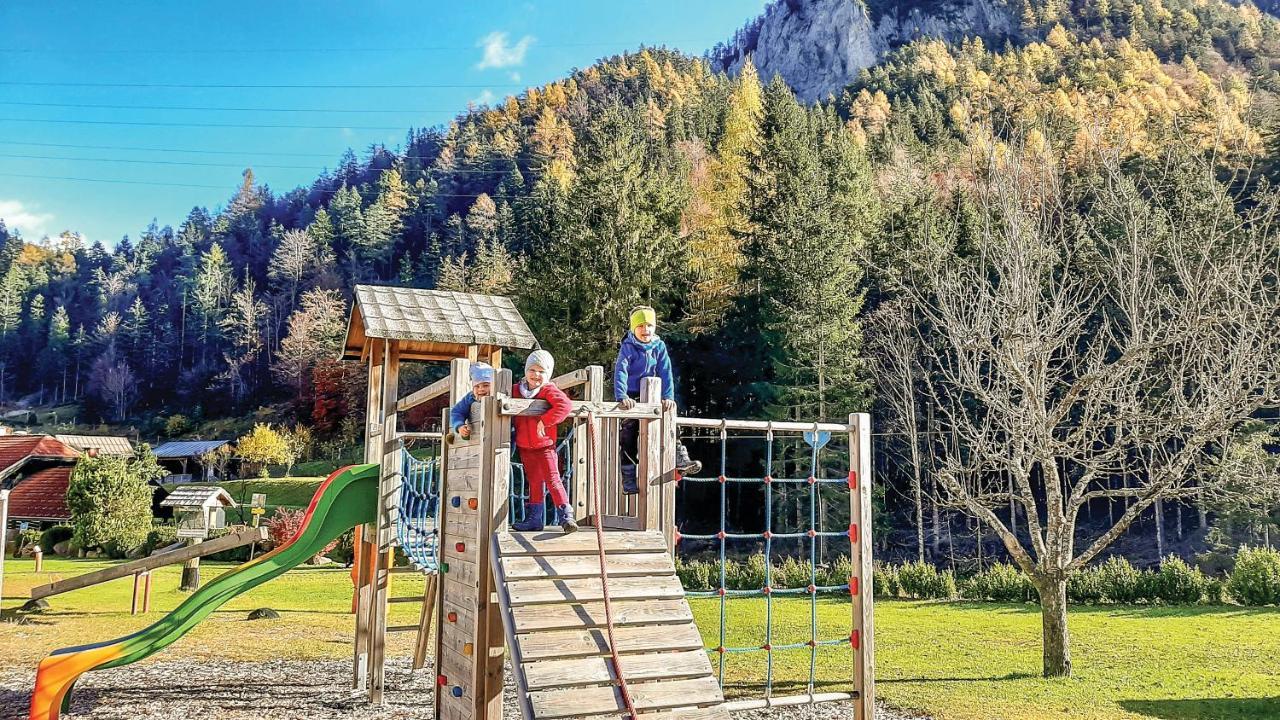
[29,463,380,720]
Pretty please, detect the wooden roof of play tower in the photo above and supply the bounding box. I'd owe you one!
[343,284,537,361]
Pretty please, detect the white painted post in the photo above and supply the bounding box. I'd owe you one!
[0,489,9,611]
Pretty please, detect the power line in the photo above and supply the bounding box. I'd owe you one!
[0,117,414,130]
[0,152,533,175]
[0,80,525,89]
[0,41,695,55]
[0,172,524,198]
[0,101,466,114]
[0,140,368,158]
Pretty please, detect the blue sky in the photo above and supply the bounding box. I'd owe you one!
[0,1,764,245]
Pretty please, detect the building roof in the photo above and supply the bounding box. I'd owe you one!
[343,285,536,361]
[55,434,134,457]
[160,485,237,508]
[151,440,232,459]
[0,435,77,480]
[6,465,74,520]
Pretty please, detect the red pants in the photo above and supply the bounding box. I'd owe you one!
[521,444,569,507]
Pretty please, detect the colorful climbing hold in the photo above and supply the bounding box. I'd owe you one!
[467,498,478,510]
[455,542,466,553]
[437,674,448,686]
[463,643,473,656]
[452,686,463,698]
[441,562,450,573]
[451,496,461,508]
[447,611,457,623]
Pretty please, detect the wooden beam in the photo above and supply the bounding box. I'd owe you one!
[398,375,452,413]
[850,412,876,720]
[30,527,267,600]
[501,398,662,419]
[550,368,591,392]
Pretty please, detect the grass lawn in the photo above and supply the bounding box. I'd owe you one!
[3,557,1278,720]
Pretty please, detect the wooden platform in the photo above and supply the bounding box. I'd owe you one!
[492,529,729,720]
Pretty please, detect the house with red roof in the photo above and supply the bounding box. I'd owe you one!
[0,435,80,527]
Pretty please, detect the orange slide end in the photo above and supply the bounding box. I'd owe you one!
[30,644,125,720]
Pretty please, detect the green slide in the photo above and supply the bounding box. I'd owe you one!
[30,463,380,720]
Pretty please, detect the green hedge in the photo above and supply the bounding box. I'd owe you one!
[674,555,855,592]
[1228,546,1280,606]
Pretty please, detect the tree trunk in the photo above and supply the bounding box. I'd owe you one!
[1154,499,1165,561]
[931,500,941,558]
[1037,576,1072,678]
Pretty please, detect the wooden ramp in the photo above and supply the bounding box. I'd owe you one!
[491,529,729,720]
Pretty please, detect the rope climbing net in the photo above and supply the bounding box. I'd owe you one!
[674,418,867,708]
[399,445,442,572]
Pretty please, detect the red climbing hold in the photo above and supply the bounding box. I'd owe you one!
[849,577,859,595]
[467,498,478,510]
[851,630,860,649]
[673,529,682,544]
[437,674,448,686]
[848,524,859,543]
[455,542,465,553]
[847,470,858,489]
[447,612,458,623]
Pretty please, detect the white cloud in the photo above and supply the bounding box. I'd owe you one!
[472,90,497,107]
[0,199,54,239]
[476,31,534,70]
[508,71,522,83]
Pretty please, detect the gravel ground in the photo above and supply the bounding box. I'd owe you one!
[0,658,927,720]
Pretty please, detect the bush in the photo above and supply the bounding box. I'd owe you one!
[142,525,179,555]
[1228,546,1280,606]
[17,528,41,551]
[1203,578,1228,605]
[39,525,74,553]
[676,558,715,591]
[205,527,255,562]
[328,528,355,565]
[772,557,812,589]
[873,563,900,598]
[66,449,166,552]
[726,554,768,590]
[960,563,1035,602]
[1067,566,1107,604]
[1097,556,1144,603]
[897,560,956,600]
[820,555,854,589]
[164,414,193,437]
[1150,556,1206,605]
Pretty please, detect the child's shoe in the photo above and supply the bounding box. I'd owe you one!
[513,502,545,531]
[621,464,639,495]
[675,443,702,476]
[555,505,579,534]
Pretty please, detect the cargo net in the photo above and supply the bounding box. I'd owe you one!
[508,425,576,526]
[675,422,859,702]
[399,445,442,572]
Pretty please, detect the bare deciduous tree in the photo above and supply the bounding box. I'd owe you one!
[883,149,1280,677]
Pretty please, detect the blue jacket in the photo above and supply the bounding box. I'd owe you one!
[614,332,675,402]
[449,392,477,432]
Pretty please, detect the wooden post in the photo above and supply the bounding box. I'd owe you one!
[575,366,603,522]
[849,413,875,720]
[179,538,201,591]
[412,574,437,670]
[131,572,142,615]
[433,359,471,720]
[33,546,43,573]
[143,570,153,613]
[473,369,511,719]
[0,489,9,608]
[660,396,678,552]
[638,378,662,531]
[367,339,401,704]
[353,339,385,690]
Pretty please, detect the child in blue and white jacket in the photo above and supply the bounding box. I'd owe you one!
[615,305,702,494]
[449,362,493,440]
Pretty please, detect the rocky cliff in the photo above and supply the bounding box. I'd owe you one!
[710,0,1017,102]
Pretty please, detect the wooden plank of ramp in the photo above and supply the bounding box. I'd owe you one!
[522,650,714,691]
[517,622,706,661]
[510,599,692,633]
[635,706,732,720]
[529,676,725,719]
[506,574,686,606]
[500,551,673,581]
[499,530,669,556]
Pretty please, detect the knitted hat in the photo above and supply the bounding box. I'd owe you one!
[630,305,656,331]
[525,349,555,376]
[469,362,494,385]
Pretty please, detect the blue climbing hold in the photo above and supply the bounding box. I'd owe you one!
[451,496,461,508]
[452,686,464,698]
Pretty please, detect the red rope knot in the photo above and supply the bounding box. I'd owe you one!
[762,586,772,595]
[717,474,727,484]
[717,588,727,597]
[716,531,726,540]
[848,524,859,543]
[715,646,727,655]
[673,529,683,544]
[806,640,817,648]
[807,584,817,595]
[847,470,858,489]
[807,475,817,485]
[763,475,773,485]
[761,643,772,651]
[806,529,816,539]
[762,530,773,540]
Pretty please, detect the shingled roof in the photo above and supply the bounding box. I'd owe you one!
[343,285,536,361]
[6,465,74,521]
[56,434,134,457]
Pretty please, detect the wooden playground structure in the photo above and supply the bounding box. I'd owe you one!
[345,285,876,720]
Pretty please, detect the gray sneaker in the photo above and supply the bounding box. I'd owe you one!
[675,444,702,476]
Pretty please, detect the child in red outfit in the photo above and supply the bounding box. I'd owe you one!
[512,349,578,533]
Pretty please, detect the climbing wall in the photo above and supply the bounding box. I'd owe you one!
[491,529,730,720]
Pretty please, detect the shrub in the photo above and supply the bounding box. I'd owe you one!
[898,561,955,599]
[205,527,254,562]
[821,555,854,589]
[1150,556,1206,605]
[1228,546,1280,606]
[266,507,306,546]
[873,563,900,598]
[1097,556,1144,603]
[772,557,813,589]
[142,525,179,555]
[1203,578,1228,605]
[328,529,356,565]
[39,525,74,552]
[676,558,715,591]
[66,448,165,553]
[960,563,1034,602]
[1067,566,1107,604]
[17,528,41,551]
[727,554,768,590]
[164,414,193,437]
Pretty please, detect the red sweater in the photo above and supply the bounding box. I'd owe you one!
[513,381,573,449]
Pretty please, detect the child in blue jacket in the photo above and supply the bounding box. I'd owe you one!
[449,362,493,440]
[615,305,701,494]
